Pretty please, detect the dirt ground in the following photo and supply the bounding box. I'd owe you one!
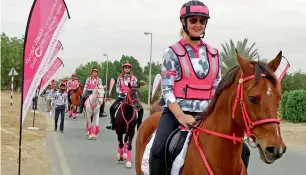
[1,91,50,175]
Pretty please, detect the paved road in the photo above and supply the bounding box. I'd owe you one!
[39,98,306,175]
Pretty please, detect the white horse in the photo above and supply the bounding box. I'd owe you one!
[83,86,105,140]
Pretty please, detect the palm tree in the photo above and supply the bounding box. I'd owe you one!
[220,38,260,76]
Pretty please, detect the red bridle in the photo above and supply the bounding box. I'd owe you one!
[188,72,280,175]
[84,88,104,114]
[120,88,140,133]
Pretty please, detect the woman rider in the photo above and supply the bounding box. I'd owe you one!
[106,61,144,130]
[78,67,106,117]
[148,1,250,174]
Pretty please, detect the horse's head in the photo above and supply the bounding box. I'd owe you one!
[208,50,286,164]
[127,83,142,111]
[93,85,105,105]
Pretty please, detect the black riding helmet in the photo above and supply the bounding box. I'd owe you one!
[180,0,210,41]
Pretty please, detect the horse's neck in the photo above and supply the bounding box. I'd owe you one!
[89,92,99,106]
[122,102,134,116]
[196,99,245,173]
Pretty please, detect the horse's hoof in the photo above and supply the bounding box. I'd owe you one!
[123,153,127,160]
[117,153,124,162]
[126,161,132,168]
[93,135,97,140]
[88,135,93,140]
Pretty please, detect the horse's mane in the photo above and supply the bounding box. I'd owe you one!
[204,61,277,116]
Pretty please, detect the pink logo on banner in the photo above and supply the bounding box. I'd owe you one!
[22,0,70,124]
[39,58,64,94]
[108,78,115,96]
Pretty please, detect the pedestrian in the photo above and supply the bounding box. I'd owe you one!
[32,86,40,112]
[52,83,68,133]
[46,85,54,113]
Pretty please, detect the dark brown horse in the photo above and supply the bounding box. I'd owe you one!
[115,83,142,168]
[136,51,286,175]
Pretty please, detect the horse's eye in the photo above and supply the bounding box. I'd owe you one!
[249,96,259,104]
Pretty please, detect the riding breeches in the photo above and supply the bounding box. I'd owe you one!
[79,91,93,112]
[109,97,124,124]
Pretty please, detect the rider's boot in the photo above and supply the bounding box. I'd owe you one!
[106,109,115,130]
[242,142,250,170]
[78,96,85,113]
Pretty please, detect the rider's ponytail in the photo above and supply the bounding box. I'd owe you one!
[180,28,186,38]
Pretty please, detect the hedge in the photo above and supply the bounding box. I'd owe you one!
[280,89,306,123]
[280,91,292,120]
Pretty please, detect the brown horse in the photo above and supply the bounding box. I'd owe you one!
[136,51,286,175]
[69,86,83,120]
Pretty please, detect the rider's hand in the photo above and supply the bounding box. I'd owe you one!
[177,113,196,129]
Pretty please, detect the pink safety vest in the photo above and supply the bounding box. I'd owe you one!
[170,41,219,100]
[87,77,99,90]
[69,80,79,89]
[119,75,135,93]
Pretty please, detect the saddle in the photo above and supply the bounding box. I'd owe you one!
[165,128,189,173]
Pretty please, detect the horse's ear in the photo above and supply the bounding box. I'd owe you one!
[236,49,253,76]
[137,84,140,89]
[267,51,282,72]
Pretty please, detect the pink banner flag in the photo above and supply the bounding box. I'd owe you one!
[48,40,63,64]
[108,78,115,96]
[151,74,161,102]
[39,58,64,94]
[274,56,290,81]
[22,0,70,124]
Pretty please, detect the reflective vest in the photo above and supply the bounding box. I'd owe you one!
[69,80,79,90]
[119,75,135,93]
[87,77,99,90]
[170,41,219,100]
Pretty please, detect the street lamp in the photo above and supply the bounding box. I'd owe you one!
[144,32,153,109]
[103,53,109,98]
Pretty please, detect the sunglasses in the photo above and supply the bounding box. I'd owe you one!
[124,66,131,69]
[188,17,206,25]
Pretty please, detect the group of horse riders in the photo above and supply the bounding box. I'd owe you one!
[75,61,143,129]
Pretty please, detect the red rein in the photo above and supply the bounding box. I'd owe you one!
[187,73,280,175]
[121,88,140,133]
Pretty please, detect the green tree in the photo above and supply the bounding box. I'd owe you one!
[75,61,103,84]
[119,55,144,81]
[1,32,24,89]
[221,38,259,76]
[143,61,162,85]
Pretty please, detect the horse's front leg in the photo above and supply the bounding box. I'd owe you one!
[72,105,77,120]
[86,110,94,140]
[125,131,135,168]
[117,134,124,162]
[123,134,129,159]
[93,110,100,140]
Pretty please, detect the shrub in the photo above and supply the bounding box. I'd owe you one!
[139,86,160,104]
[283,90,306,123]
[279,91,292,120]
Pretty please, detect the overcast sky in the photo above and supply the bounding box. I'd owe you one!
[2,0,306,78]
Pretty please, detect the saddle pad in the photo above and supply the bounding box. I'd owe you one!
[141,130,156,175]
[171,130,192,175]
[141,130,192,175]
